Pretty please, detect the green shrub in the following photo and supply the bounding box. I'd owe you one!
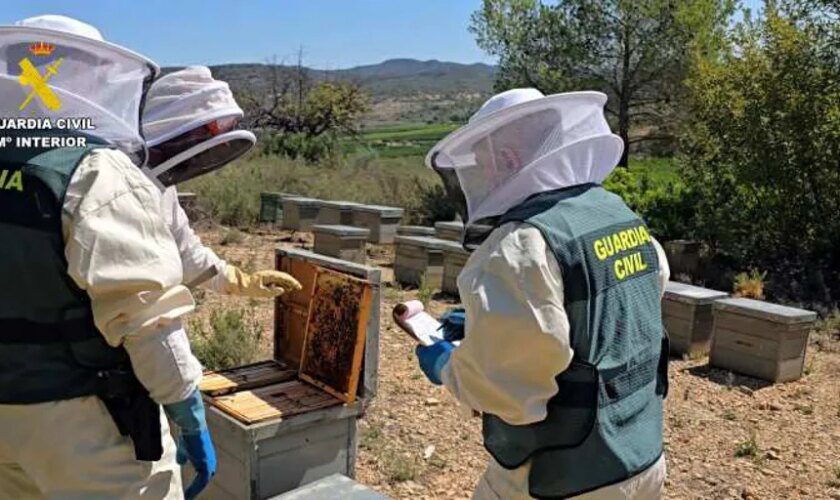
[262,132,339,163]
[681,6,840,305]
[734,432,760,459]
[417,272,435,307]
[188,308,263,371]
[603,165,698,242]
[219,228,244,246]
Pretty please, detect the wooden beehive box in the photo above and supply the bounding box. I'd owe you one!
[434,221,465,242]
[316,201,361,226]
[312,224,369,264]
[260,192,296,226]
[393,235,447,288]
[709,298,816,383]
[440,240,470,296]
[351,204,404,244]
[196,249,381,499]
[282,197,321,231]
[662,281,728,356]
[396,225,436,237]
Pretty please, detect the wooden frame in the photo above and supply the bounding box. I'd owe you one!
[206,379,343,424]
[200,360,297,397]
[298,267,372,404]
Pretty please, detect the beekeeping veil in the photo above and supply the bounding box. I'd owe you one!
[142,66,255,187]
[0,15,158,163]
[426,88,623,225]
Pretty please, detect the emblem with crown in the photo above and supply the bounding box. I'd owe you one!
[29,41,55,57]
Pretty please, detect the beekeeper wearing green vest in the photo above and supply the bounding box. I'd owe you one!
[0,15,212,499]
[417,89,671,499]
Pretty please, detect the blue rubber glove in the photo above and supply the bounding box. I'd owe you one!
[438,308,466,342]
[164,390,217,500]
[415,341,455,385]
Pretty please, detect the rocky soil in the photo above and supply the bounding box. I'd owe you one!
[194,226,840,499]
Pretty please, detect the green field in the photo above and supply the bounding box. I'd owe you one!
[344,123,459,158]
[344,123,680,186]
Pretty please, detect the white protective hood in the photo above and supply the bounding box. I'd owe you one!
[0,15,159,161]
[143,66,243,147]
[426,88,623,224]
[141,66,254,187]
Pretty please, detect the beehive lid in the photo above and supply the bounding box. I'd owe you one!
[714,297,817,324]
[261,191,294,199]
[270,474,388,500]
[312,224,370,237]
[318,200,361,210]
[177,192,196,199]
[394,235,448,250]
[664,281,728,305]
[439,239,470,256]
[284,196,321,206]
[397,225,435,237]
[354,204,404,217]
[435,221,465,231]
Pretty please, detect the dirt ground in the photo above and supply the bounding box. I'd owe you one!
[194,226,840,500]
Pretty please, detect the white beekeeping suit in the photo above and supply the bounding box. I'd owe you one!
[0,15,204,498]
[421,89,671,499]
[143,66,300,297]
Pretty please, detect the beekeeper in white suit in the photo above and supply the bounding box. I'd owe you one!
[0,15,211,499]
[417,89,671,499]
[141,65,301,296]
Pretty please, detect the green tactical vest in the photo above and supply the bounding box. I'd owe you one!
[0,137,131,404]
[483,184,669,499]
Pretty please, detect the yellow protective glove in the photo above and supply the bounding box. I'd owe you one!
[218,265,302,298]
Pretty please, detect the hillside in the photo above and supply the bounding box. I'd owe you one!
[166,59,497,125]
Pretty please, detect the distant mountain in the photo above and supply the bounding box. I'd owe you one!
[165,58,497,124]
[325,58,497,98]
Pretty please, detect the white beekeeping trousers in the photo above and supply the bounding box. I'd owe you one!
[473,455,666,500]
[0,396,182,499]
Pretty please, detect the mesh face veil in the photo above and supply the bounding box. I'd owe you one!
[427,89,623,224]
[0,16,158,161]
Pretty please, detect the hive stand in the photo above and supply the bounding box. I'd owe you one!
[393,235,447,288]
[710,298,816,383]
[312,224,370,264]
[351,205,404,244]
[440,240,470,296]
[197,250,381,499]
[316,201,361,226]
[282,197,321,231]
[396,225,436,237]
[434,221,465,242]
[662,282,729,356]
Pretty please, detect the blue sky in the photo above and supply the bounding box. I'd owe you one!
[2,0,493,68]
[3,0,765,69]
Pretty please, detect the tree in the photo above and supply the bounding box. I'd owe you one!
[241,52,370,161]
[470,0,733,166]
[681,4,840,304]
